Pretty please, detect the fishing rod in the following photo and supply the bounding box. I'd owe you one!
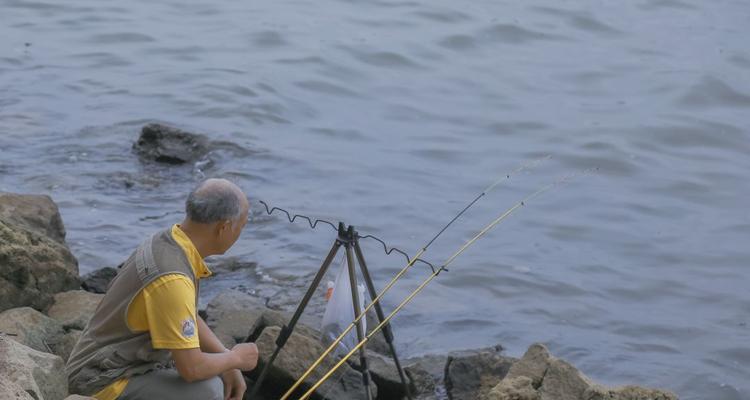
[277,155,550,400]
[294,168,597,400]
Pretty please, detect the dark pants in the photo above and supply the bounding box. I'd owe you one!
[118,369,223,400]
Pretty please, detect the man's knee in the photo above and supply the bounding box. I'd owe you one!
[120,370,224,400]
[190,376,223,400]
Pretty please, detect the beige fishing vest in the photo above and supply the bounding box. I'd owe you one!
[66,228,198,395]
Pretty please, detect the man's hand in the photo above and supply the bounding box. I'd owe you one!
[221,369,247,400]
[230,342,259,371]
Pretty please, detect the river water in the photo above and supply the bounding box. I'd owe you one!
[1,0,749,398]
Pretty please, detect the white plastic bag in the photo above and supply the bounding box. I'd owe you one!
[321,261,367,354]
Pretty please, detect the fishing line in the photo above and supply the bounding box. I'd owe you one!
[257,200,438,273]
[295,167,598,400]
[278,155,551,400]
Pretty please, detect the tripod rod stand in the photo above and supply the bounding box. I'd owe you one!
[249,223,412,400]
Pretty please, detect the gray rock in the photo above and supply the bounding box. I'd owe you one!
[47,290,104,330]
[505,343,551,388]
[482,343,678,400]
[205,290,268,348]
[81,267,118,294]
[0,335,68,400]
[0,192,67,244]
[0,307,65,353]
[246,308,321,345]
[132,123,210,164]
[445,345,516,400]
[348,350,411,400]
[0,378,36,400]
[539,358,594,400]
[51,329,82,362]
[253,326,375,400]
[0,218,80,313]
[404,354,449,400]
[64,396,96,400]
[486,376,540,400]
[583,385,678,400]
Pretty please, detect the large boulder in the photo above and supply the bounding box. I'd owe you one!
[505,343,551,389]
[80,267,118,294]
[0,307,65,353]
[0,219,80,313]
[485,344,678,400]
[132,123,210,164]
[205,290,268,348]
[404,354,449,400]
[252,326,375,400]
[486,376,540,400]
[132,123,251,166]
[539,358,594,400]
[583,385,678,400]
[445,345,516,400]
[51,329,82,362]
[0,379,36,400]
[0,335,68,400]
[245,308,321,345]
[347,350,411,400]
[47,290,103,330]
[0,193,67,244]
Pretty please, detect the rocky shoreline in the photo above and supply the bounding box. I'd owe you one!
[0,124,679,400]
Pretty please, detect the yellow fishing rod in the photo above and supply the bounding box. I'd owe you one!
[277,156,549,400]
[293,169,595,400]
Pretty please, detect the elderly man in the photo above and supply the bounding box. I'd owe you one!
[66,179,259,400]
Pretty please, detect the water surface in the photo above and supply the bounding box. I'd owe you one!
[1,1,749,398]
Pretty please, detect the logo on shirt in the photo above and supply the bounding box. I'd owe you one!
[181,318,196,338]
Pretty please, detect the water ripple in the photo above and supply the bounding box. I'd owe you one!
[89,32,156,44]
[678,77,750,109]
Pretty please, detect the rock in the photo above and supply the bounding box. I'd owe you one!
[0,307,65,353]
[0,218,80,313]
[0,379,36,400]
[47,290,103,330]
[245,308,321,345]
[505,343,551,388]
[482,344,678,400]
[583,385,678,400]
[445,345,516,400]
[81,267,118,294]
[348,350,410,400]
[0,192,67,244]
[205,290,268,348]
[64,396,96,400]
[486,376,540,400]
[404,354,449,400]
[539,358,594,400]
[0,335,68,400]
[252,326,375,400]
[51,329,82,362]
[132,123,210,164]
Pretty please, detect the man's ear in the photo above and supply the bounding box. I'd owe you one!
[217,220,230,236]
[212,220,228,239]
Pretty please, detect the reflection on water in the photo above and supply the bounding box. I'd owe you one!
[1,1,749,398]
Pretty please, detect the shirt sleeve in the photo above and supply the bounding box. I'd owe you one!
[141,274,200,349]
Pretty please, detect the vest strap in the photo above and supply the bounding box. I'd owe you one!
[136,233,158,282]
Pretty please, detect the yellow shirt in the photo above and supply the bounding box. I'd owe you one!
[93,225,212,400]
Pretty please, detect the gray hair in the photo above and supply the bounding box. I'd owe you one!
[185,179,244,223]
